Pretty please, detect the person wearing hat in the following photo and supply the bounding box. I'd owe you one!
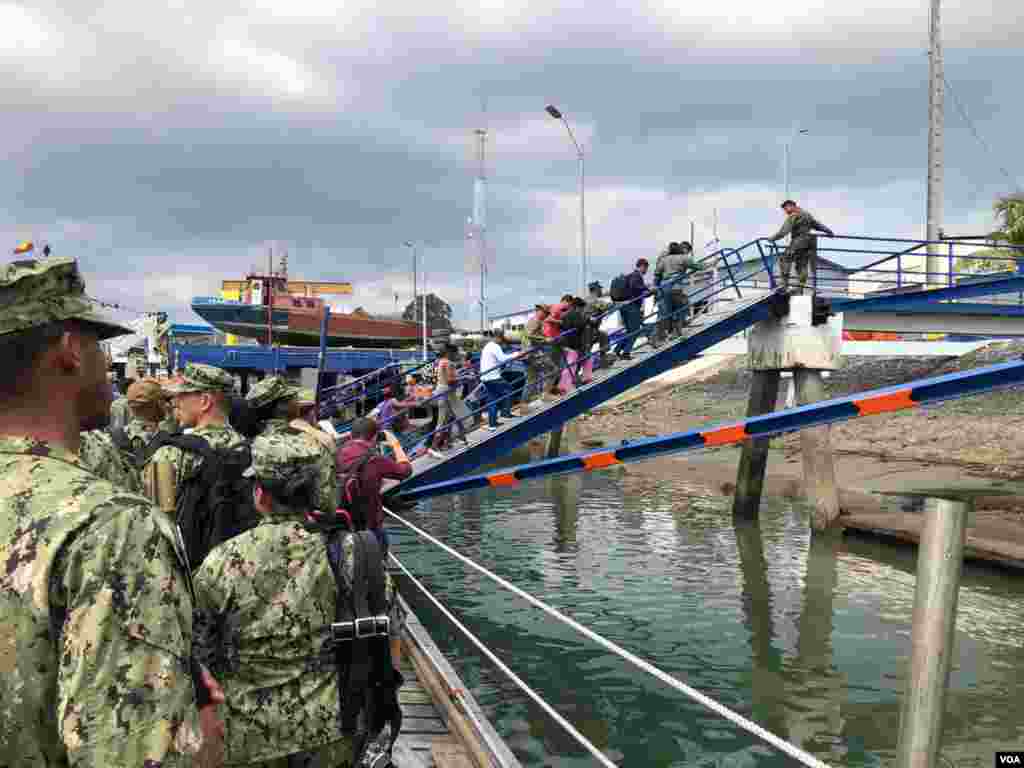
[0,257,224,766]
[653,240,698,345]
[584,282,613,370]
[79,378,167,493]
[246,375,338,513]
[141,361,247,520]
[520,303,553,404]
[193,434,400,767]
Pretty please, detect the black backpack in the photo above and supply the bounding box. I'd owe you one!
[143,434,257,570]
[109,426,158,470]
[609,273,629,302]
[301,514,403,765]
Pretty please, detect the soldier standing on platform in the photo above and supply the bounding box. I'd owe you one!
[141,363,247,523]
[246,376,339,513]
[0,257,224,766]
[767,200,835,294]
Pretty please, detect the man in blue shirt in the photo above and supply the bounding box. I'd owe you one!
[614,258,650,360]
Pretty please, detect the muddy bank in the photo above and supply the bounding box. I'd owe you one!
[573,340,1024,535]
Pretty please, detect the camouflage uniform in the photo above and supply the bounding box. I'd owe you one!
[194,435,390,766]
[109,395,131,429]
[0,257,204,766]
[78,428,141,492]
[247,377,338,513]
[768,209,835,293]
[141,363,246,519]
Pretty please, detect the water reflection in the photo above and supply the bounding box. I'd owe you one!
[399,468,1024,767]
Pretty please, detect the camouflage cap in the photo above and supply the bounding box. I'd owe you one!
[0,256,135,339]
[246,375,300,409]
[243,432,321,482]
[163,362,235,395]
[126,378,164,404]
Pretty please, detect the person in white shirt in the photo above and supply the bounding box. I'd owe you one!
[479,329,519,430]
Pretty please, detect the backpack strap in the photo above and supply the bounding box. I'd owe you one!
[322,529,400,763]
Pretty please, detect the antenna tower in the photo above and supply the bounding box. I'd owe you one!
[474,125,488,331]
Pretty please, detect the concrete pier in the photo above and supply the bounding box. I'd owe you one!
[896,497,969,768]
[732,295,842,528]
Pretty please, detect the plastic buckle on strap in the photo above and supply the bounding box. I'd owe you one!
[331,615,390,642]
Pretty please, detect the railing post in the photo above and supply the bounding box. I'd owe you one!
[756,240,776,289]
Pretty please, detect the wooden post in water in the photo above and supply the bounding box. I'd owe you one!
[896,496,968,768]
[794,369,840,530]
[732,370,781,519]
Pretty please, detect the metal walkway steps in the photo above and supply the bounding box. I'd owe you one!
[389,290,786,493]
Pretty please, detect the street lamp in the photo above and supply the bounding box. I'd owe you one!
[546,104,587,296]
[783,126,809,200]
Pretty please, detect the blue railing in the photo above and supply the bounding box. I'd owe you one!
[386,251,776,454]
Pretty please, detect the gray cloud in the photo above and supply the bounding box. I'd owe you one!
[2,0,1021,327]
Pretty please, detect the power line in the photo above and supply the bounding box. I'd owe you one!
[942,73,1020,191]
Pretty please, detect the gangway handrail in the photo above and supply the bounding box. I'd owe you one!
[390,554,618,767]
[385,507,835,768]
[394,265,768,452]
[394,356,1024,502]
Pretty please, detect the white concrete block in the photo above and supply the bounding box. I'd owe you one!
[748,295,843,371]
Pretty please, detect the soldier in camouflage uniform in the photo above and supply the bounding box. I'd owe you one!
[123,377,167,443]
[767,200,835,294]
[0,256,224,766]
[78,426,141,491]
[246,376,338,513]
[194,434,401,767]
[141,362,247,519]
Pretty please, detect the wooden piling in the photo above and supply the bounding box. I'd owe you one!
[732,370,782,519]
[896,497,969,768]
[793,369,841,530]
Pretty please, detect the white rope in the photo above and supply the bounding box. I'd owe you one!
[389,553,619,768]
[386,507,834,768]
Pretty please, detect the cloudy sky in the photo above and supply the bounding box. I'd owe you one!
[3,0,1022,328]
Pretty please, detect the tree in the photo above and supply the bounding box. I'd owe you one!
[402,293,453,332]
[993,193,1024,247]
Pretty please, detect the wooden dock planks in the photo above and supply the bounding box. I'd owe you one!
[395,596,522,767]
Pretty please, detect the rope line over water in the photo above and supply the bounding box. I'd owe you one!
[386,507,835,768]
[390,554,619,768]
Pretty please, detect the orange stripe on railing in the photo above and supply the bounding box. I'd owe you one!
[700,424,748,446]
[854,389,916,416]
[582,452,621,471]
[488,473,519,487]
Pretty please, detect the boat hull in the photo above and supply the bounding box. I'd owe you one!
[192,298,421,349]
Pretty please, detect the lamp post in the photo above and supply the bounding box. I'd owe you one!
[546,104,587,296]
[783,127,809,200]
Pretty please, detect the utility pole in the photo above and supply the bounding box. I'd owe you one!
[474,126,489,332]
[926,0,945,285]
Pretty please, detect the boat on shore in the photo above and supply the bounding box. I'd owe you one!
[192,271,422,348]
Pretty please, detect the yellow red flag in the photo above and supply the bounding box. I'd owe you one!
[12,241,34,254]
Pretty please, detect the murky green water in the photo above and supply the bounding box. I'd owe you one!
[394,468,1024,767]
